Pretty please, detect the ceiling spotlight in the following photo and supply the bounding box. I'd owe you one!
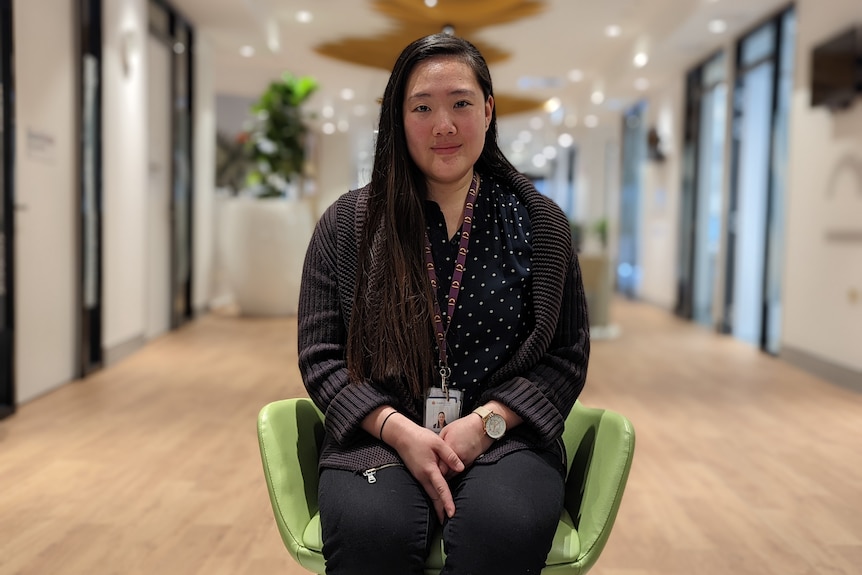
[340,88,355,101]
[568,69,584,83]
[634,78,650,91]
[529,116,544,130]
[605,25,621,37]
[633,52,649,68]
[558,133,574,148]
[295,11,313,23]
[708,19,727,34]
[532,154,548,168]
[543,146,558,160]
[322,122,336,135]
[442,24,456,36]
[337,120,350,132]
[584,115,599,128]
[239,45,255,58]
[322,105,335,119]
[591,90,605,105]
[425,0,438,6]
[544,97,562,113]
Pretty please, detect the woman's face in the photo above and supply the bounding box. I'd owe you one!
[402,56,493,191]
[437,412,446,424]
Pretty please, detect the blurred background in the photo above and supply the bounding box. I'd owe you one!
[2,0,860,408]
[0,1,860,574]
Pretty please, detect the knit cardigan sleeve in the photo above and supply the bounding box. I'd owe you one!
[297,198,398,445]
[479,177,590,448]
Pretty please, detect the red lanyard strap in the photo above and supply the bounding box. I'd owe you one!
[423,172,479,393]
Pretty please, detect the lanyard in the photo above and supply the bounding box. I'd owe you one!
[423,172,479,399]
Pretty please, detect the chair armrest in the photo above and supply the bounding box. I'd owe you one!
[560,403,635,573]
[257,398,325,568]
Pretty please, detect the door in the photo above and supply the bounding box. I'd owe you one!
[14,0,77,403]
[146,34,172,339]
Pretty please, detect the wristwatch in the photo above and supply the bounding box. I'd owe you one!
[473,406,506,440]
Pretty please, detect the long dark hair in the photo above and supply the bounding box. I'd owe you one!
[346,33,518,400]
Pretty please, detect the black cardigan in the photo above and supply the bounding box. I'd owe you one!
[297,168,590,473]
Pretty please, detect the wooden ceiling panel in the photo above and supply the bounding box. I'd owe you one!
[313,0,547,115]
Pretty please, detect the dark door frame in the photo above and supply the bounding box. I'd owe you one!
[77,0,104,377]
[150,0,194,331]
[0,0,15,419]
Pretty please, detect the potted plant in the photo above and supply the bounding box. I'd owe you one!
[218,72,319,316]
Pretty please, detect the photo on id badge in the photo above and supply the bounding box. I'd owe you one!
[424,387,462,433]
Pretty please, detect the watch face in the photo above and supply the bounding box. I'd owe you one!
[486,413,506,439]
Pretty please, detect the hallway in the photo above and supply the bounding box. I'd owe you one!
[1,299,860,574]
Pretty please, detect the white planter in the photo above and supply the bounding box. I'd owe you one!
[218,196,315,316]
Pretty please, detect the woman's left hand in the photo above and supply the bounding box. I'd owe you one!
[438,413,494,474]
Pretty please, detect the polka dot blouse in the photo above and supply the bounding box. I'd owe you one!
[424,173,534,408]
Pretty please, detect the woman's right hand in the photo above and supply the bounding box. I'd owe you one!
[382,414,465,522]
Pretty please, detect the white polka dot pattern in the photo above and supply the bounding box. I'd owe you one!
[425,174,533,406]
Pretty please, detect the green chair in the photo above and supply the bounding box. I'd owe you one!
[257,397,635,574]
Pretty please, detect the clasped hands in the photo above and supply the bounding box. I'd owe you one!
[375,408,494,523]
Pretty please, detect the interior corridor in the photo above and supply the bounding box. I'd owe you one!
[0,299,860,575]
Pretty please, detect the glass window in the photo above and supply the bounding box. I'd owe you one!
[741,23,776,67]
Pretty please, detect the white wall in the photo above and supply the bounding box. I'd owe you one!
[103,0,148,356]
[13,0,76,403]
[639,79,684,310]
[782,0,862,373]
[313,130,353,218]
[193,32,217,313]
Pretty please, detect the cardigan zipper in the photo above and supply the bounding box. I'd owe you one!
[361,463,403,484]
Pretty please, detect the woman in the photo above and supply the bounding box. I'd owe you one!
[298,33,589,574]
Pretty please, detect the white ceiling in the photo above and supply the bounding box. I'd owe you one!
[173,0,790,143]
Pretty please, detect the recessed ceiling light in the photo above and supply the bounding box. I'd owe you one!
[558,133,574,148]
[568,69,584,83]
[543,146,557,160]
[340,88,355,101]
[295,10,313,24]
[239,45,255,58]
[425,0,438,6]
[322,122,336,135]
[591,90,605,105]
[529,116,544,130]
[544,97,562,113]
[633,52,649,67]
[635,78,650,91]
[532,154,548,168]
[337,120,350,132]
[708,19,727,34]
[605,25,621,38]
[322,105,335,119]
[584,115,599,128]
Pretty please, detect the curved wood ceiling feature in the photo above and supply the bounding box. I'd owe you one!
[374,0,546,30]
[314,0,547,116]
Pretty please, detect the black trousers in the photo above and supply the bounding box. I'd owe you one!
[318,448,565,575]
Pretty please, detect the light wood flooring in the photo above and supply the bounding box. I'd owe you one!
[0,298,860,575]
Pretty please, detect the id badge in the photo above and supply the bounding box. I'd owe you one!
[424,387,463,433]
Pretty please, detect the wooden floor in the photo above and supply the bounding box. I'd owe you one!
[1,298,860,575]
